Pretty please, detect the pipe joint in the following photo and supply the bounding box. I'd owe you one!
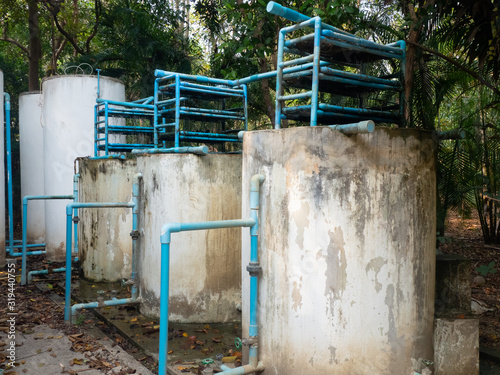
[130,230,140,240]
[72,216,80,223]
[242,337,258,346]
[246,262,262,277]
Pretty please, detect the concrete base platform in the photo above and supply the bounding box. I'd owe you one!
[434,317,479,375]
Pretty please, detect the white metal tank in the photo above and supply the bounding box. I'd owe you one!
[79,158,136,282]
[42,75,125,261]
[19,91,45,243]
[0,70,5,267]
[241,127,437,374]
[137,153,242,323]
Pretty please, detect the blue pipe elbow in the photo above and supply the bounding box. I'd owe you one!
[267,1,310,22]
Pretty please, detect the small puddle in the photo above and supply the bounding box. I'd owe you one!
[72,279,243,372]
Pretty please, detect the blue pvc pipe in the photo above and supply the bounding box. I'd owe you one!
[5,93,13,257]
[89,155,126,160]
[159,218,256,375]
[329,120,375,134]
[131,146,209,155]
[249,175,265,338]
[64,201,137,322]
[21,195,75,285]
[71,298,139,321]
[266,1,309,23]
[73,174,79,256]
[28,267,66,284]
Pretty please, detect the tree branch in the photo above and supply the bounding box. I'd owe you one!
[406,41,500,97]
[85,0,100,54]
[42,0,86,55]
[1,24,29,55]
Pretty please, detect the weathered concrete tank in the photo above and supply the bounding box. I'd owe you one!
[19,91,45,244]
[241,127,436,374]
[78,158,136,282]
[42,75,125,261]
[137,153,242,323]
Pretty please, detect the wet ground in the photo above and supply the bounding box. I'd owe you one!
[71,279,242,374]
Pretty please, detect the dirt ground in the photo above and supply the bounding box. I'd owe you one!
[440,210,500,353]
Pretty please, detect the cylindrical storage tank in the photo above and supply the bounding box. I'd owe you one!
[138,154,242,323]
[0,71,5,268]
[241,127,436,374]
[79,158,136,281]
[42,75,125,261]
[19,91,45,244]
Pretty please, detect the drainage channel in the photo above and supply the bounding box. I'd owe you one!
[37,277,242,374]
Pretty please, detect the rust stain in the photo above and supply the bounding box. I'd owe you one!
[291,280,303,312]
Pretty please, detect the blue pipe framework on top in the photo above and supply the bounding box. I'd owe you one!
[64,173,142,323]
[158,174,265,375]
[94,2,406,156]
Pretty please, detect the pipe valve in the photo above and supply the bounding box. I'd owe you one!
[246,262,262,276]
[130,230,140,240]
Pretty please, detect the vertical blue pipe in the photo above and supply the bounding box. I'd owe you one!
[158,240,171,375]
[249,174,265,338]
[131,173,142,299]
[398,40,406,126]
[243,84,248,131]
[73,174,79,255]
[21,199,28,285]
[104,102,109,156]
[5,93,13,256]
[275,30,285,129]
[94,104,99,157]
[96,69,101,98]
[64,210,73,322]
[154,79,159,148]
[174,75,181,148]
[310,17,322,127]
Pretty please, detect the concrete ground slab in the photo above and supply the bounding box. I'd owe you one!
[0,325,153,375]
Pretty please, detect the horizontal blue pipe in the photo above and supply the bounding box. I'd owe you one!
[178,131,242,139]
[11,243,45,249]
[266,1,309,23]
[178,136,242,143]
[322,29,404,56]
[21,194,75,285]
[329,120,375,134]
[161,218,256,244]
[66,202,135,215]
[131,146,209,155]
[71,298,139,321]
[96,98,154,109]
[28,267,66,283]
[278,91,312,101]
[89,155,126,160]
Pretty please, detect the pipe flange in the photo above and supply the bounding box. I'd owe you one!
[130,230,140,240]
[246,262,262,276]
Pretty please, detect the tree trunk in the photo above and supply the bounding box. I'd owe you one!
[258,57,275,127]
[28,0,41,91]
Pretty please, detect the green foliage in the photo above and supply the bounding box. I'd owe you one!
[476,261,498,277]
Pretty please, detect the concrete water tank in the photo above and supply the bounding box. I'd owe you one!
[0,71,5,267]
[241,127,437,374]
[19,91,45,243]
[79,158,136,282]
[137,153,242,323]
[42,75,125,261]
